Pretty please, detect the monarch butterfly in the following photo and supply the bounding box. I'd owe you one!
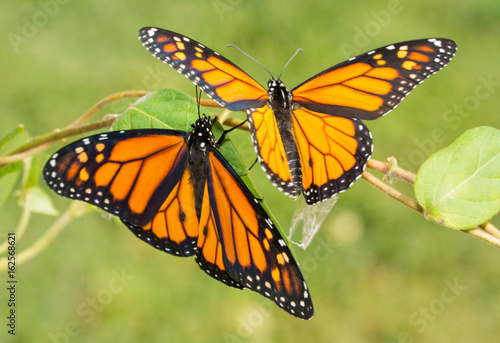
[43,109,314,319]
[139,27,457,205]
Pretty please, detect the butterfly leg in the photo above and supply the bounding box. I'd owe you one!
[216,118,249,145]
[248,158,259,171]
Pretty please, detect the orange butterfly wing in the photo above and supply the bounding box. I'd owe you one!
[45,129,206,257]
[292,39,457,120]
[291,108,372,204]
[45,115,313,318]
[122,167,200,257]
[44,130,188,227]
[196,179,245,289]
[246,105,299,197]
[139,27,268,111]
[250,39,456,204]
[139,31,457,204]
[196,149,313,319]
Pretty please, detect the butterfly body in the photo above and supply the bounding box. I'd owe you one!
[139,28,457,205]
[264,78,304,196]
[186,117,217,217]
[44,114,314,319]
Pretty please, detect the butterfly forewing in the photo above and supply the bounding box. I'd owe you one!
[43,130,188,226]
[292,38,457,120]
[198,149,313,318]
[139,27,268,111]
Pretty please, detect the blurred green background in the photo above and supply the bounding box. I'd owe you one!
[1,0,499,342]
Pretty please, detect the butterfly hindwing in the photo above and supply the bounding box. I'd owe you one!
[196,148,313,318]
[291,108,373,204]
[196,178,245,290]
[246,105,299,197]
[292,38,457,120]
[43,130,188,226]
[122,167,199,257]
[139,27,268,111]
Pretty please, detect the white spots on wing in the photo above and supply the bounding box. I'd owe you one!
[147,28,157,36]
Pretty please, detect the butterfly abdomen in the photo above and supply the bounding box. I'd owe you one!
[268,80,303,195]
[275,120,302,192]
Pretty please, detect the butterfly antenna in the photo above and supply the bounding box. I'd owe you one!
[227,44,274,79]
[278,48,302,80]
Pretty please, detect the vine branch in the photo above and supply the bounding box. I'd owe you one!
[0,202,89,271]
[68,90,149,128]
[0,90,150,169]
[0,115,118,167]
[365,157,500,249]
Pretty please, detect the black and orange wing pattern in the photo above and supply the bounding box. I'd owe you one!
[44,115,313,319]
[44,130,188,226]
[246,105,299,197]
[139,28,457,205]
[139,27,268,111]
[122,167,199,257]
[196,145,313,318]
[292,38,457,120]
[43,130,204,257]
[290,108,372,204]
[285,38,456,203]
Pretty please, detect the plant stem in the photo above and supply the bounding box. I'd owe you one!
[0,191,31,255]
[0,90,149,169]
[68,90,149,128]
[221,117,249,131]
[480,222,500,240]
[367,157,416,184]
[2,89,498,252]
[0,115,118,167]
[0,203,89,271]
[362,171,424,214]
[365,158,500,249]
[463,228,500,248]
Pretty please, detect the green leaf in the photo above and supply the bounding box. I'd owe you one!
[415,126,500,230]
[0,124,26,156]
[114,88,248,176]
[23,154,41,188]
[0,161,22,208]
[0,125,27,208]
[113,88,200,131]
[26,186,59,216]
